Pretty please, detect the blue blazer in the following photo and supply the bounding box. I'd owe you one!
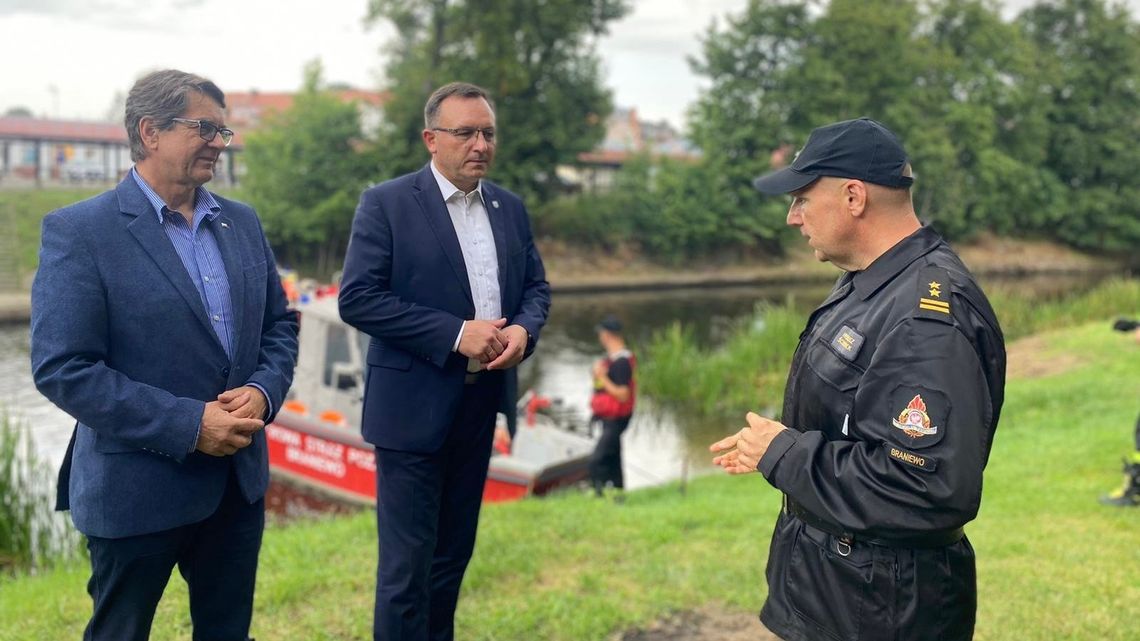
[339,165,551,453]
[30,176,298,539]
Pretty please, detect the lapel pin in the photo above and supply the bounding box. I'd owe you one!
[491,200,500,209]
[220,222,229,229]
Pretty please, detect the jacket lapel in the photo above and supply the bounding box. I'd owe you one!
[413,165,473,305]
[116,178,224,356]
[483,184,510,297]
[212,213,245,357]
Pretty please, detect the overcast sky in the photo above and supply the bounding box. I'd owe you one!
[1,0,1137,131]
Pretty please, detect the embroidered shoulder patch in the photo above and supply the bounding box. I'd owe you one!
[882,442,937,472]
[892,394,938,438]
[830,325,864,361]
[886,385,950,449]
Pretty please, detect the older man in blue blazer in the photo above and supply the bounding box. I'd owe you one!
[31,69,297,641]
[339,81,551,641]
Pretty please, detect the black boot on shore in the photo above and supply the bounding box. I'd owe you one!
[1100,452,1140,507]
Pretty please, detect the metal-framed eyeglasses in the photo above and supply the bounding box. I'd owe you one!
[170,118,235,146]
[431,127,496,144]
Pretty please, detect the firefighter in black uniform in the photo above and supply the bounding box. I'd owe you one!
[710,118,1006,641]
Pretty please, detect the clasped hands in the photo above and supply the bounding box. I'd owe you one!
[708,411,788,474]
[459,318,528,370]
[196,385,268,457]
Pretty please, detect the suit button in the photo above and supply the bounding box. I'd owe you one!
[222,367,230,377]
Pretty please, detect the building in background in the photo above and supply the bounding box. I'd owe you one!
[0,117,138,187]
[0,87,385,188]
[559,107,700,192]
[1,96,687,192]
[226,88,386,135]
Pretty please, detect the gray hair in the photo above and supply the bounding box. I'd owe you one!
[124,69,226,162]
[423,82,494,129]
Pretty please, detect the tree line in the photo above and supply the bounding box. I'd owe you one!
[242,0,1140,272]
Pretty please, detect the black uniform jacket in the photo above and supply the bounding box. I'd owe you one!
[760,226,1005,538]
[757,226,1006,641]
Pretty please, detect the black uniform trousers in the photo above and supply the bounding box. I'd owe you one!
[372,372,501,641]
[761,512,976,641]
[83,466,263,641]
[589,416,631,491]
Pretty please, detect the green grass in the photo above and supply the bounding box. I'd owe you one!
[0,187,246,282]
[988,276,1140,340]
[1,319,1138,639]
[0,189,101,281]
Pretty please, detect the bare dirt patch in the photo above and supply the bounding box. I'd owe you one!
[616,608,780,641]
[1005,334,1085,380]
[953,234,1117,275]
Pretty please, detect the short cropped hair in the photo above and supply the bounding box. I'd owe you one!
[125,69,226,162]
[423,82,494,129]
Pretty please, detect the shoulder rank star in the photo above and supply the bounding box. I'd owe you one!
[891,394,939,438]
[919,280,949,314]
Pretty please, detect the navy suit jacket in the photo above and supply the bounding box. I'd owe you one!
[30,176,298,539]
[339,164,551,453]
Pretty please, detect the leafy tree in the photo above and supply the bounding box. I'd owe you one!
[366,0,629,204]
[682,1,817,256]
[684,0,1065,246]
[241,61,374,277]
[899,0,1061,238]
[1019,0,1140,251]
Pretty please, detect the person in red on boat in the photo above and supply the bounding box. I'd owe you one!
[589,314,636,498]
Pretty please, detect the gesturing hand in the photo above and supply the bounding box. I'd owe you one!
[708,412,788,474]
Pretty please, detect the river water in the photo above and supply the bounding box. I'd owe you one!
[0,272,1116,500]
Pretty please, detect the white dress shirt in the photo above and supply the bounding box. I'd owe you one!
[429,161,501,370]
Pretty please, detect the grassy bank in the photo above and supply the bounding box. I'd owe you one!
[1,319,1138,639]
[0,189,101,283]
[640,278,1140,424]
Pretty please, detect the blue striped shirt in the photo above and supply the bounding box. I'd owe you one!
[130,169,235,360]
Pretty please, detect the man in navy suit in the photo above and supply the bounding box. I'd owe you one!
[31,69,298,641]
[339,81,550,641]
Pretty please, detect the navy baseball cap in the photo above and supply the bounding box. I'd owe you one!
[596,314,622,333]
[752,118,914,195]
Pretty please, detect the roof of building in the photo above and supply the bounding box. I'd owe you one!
[225,89,388,129]
[0,117,127,145]
[576,107,700,166]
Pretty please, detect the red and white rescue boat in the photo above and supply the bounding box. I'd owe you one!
[266,288,594,505]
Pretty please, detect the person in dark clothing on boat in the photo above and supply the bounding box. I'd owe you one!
[709,118,1006,641]
[30,69,298,641]
[589,314,636,498]
[339,81,551,641]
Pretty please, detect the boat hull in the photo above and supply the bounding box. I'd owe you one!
[267,411,593,506]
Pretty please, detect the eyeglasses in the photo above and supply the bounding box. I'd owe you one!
[431,127,496,144]
[170,118,234,146]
